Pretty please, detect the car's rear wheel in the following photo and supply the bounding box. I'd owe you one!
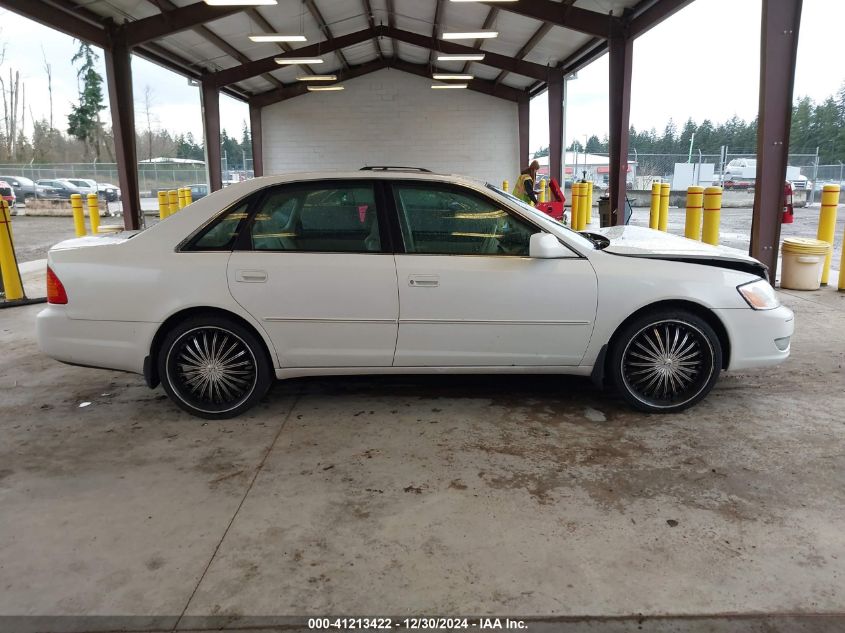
[158,316,272,419]
[609,310,722,413]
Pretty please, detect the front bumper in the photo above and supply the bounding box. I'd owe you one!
[36,306,157,375]
[713,304,795,371]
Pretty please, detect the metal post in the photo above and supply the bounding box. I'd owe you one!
[517,92,530,171]
[608,34,633,225]
[810,146,819,205]
[249,102,264,178]
[103,33,141,231]
[201,78,223,192]
[750,0,803,274]
[548,72,564,186]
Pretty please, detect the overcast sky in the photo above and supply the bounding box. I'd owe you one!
[0,0,842,154]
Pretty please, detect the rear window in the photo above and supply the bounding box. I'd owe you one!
[185,200,251,251]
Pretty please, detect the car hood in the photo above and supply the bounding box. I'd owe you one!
[588,225,768,279]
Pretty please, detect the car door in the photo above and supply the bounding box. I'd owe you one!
[226,179,399,368]
[388,181,598,367]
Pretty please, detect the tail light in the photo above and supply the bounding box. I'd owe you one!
[46,266,68,304]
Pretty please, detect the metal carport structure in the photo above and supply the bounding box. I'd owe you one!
[0,0,801,272]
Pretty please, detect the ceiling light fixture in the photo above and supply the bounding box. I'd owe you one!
[297,74,338,81]
[432,84,468,89]
[432,73,473,80]
[275,57,324,65]
[307,86,345,92]
[204,0,277,5]
[449,0,516,2]
[441,31,498,40]
[437,54,485,61]
[249,34,307,42]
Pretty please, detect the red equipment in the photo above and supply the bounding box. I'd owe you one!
[782,181,794,224]
[535,178,566,221]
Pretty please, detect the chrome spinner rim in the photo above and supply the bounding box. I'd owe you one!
[621,319,714,409]
[165,326,258,414]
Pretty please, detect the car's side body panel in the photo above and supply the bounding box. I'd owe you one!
[227,252,400,367]
[393,254,598,366]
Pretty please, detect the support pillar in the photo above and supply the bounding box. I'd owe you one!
[201,79,223,192]
[548,72,564,185]
[751,0,802,274]
[608,35,633,225]
[518,93,530,171]
[249,102,264,178]
[103,34,141,230]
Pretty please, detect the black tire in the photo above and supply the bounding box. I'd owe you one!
[608,309,722,413]
[157,315,273,419]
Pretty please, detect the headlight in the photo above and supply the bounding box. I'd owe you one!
[738,279,780,310]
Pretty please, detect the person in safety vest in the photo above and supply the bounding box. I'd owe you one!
[514,160,540,204]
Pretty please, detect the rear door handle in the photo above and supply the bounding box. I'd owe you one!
[408,274,439,287]
[236,269,268,283]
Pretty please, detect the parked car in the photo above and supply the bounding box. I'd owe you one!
[36,170,794,419]
[36,179,84,199]
[722,178,755,190]
[60,178,97,194]
[0,180,17,208]
[97,182,121,202]
[190,183,209,200]
[0,175,38,203]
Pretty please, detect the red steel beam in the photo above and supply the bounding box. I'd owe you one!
[0,0,108,47]
[751,0,803,273]
[104,37,141,230]
[484,0,617,39]
[548,73,564,185]
[249,103,263,178]
[608,35,633,224]
[123,2,245,46]
[518,93,530,171]
[201,79,223,192]
[628,0,695,38]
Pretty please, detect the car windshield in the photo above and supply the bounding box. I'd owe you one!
[485,183,597,251]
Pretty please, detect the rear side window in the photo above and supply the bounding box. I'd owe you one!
[248,183,381,253]
[187,200,250,251]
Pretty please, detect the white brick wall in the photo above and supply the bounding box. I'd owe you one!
[261,68,519,186]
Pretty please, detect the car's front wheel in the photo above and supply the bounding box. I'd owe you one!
[158,315,273,419]
[609,309,722,413]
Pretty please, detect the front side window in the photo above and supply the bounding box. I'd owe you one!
[249,183,381,253]
[393,184,538,256]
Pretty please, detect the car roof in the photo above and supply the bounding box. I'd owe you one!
[242,170,485,187]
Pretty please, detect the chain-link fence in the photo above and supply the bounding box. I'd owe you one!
[0,160,255,197]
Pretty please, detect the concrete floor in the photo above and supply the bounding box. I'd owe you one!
[1,264,845,631]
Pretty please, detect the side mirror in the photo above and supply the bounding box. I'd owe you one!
[529,232,573,259]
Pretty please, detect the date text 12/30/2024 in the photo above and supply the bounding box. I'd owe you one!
[308,618,528,630]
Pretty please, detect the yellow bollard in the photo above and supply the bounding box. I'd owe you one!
[817,184,839,285]
[0,200,24,301]
[86,193,100,235]
[70,194,86,237]
[538,180,546,204]
[502,180,509,193]
[177,188,187,210]
[168,190,179,216]
[579,183,589,229]
[571,183,582,230]
[157,191,169,220]
[586,181,594,226]
[184,187,193,206]
[684,186,705,241]
[658,182,671,232]
[649,182,661,229]
[702,186,723,246]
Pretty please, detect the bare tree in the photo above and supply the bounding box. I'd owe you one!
[139,85,157,162]
[42,45,53,130]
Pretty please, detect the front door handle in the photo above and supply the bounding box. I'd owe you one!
[408,274,439,288]
[236,269,268,283]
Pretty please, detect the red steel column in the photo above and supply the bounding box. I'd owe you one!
[518,92,530,171]
[201,78,223,192]
[249,102,264,178]
[548,72,564,185]
[608,34,633,225]
[103,34,141,230]
[751,0,803,273]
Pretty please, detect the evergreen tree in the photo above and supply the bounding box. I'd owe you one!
[67,41,105,159]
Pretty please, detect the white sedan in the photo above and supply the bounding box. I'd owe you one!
[37,170,794,419]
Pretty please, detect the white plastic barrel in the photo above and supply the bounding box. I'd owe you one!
[780,238,830,290]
